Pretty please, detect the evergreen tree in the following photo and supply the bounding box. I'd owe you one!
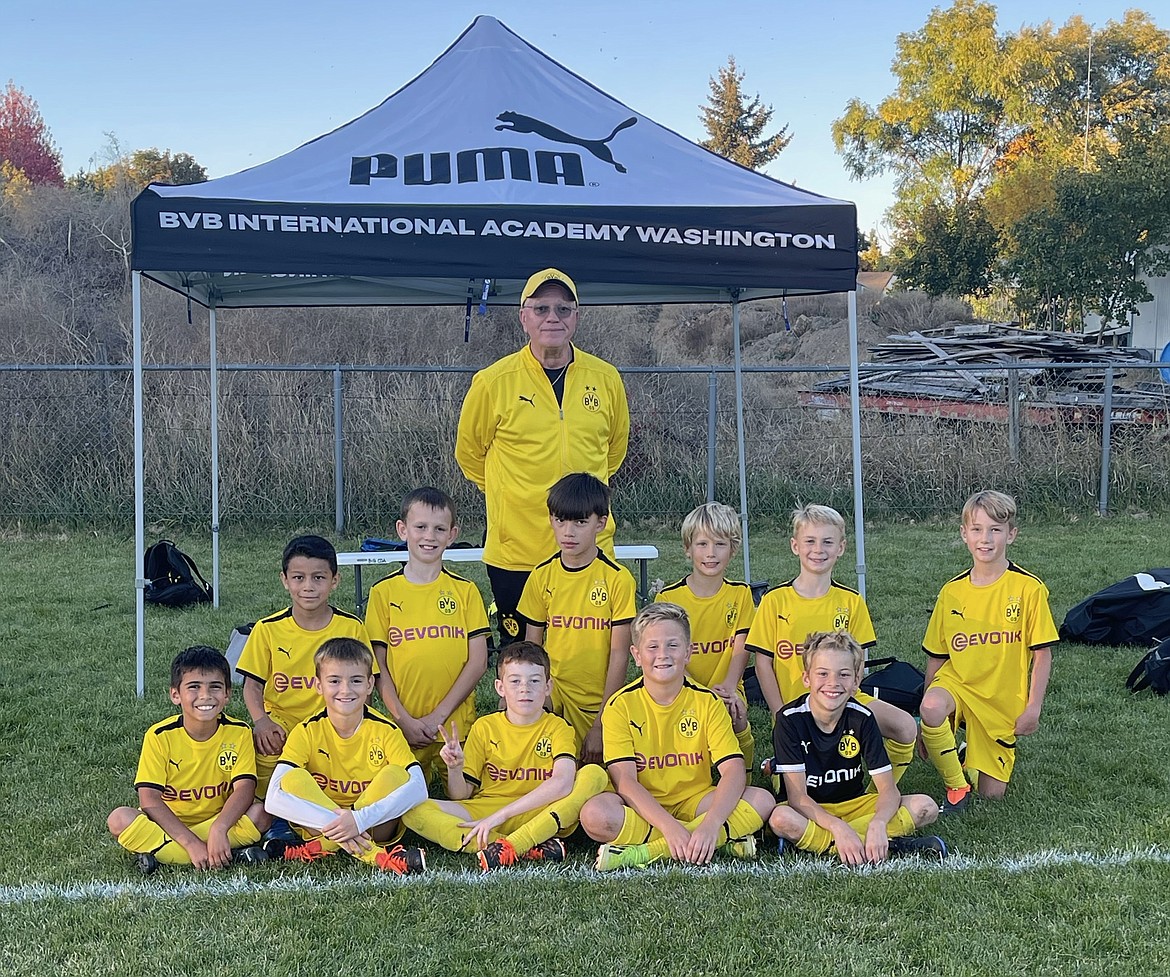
[699,56,791,170]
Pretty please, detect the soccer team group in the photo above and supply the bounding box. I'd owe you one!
[108,478,1058,876]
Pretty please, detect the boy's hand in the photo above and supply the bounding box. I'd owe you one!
[439,722,464,769]
[182,837,212,870]
[581,725,604,765]
[253,715,286,757]
[418,712,444,743]
[684,819,722,865]
[397,713,433,750]
[724,694,748,733]
[661,819,693,862]
[711,682,735,705]
[1015,705,1042,736]
[863,821,889,863]
[205,824,232,868]
[321,809,365,848]
[831,822,866,866]
[459,809,508,852]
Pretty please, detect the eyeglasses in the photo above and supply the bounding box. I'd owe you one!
[523,303,578,320]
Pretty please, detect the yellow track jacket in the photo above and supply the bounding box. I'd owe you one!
[456,343,630,570]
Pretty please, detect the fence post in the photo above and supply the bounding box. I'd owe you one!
[707,369,717,502]
[1098,366,1113,516]
[1007,366,1020,463]
[334,366,344,533]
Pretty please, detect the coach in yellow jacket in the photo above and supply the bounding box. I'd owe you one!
[456,268,630,648]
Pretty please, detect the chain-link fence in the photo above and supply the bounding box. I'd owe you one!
[2,362,1168,531]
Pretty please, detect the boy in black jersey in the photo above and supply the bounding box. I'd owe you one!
[769,631,945,863]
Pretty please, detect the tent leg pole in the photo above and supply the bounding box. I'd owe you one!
[133,272,146,698]
[848,290,866,599]
[732,293,751,582]
[209,305,221,608]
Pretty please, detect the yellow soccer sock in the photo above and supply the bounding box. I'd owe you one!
[884,737,915,786]
[400,800,475,853]
[610,806,656,846]
[887,806,917,839]
[735,724,756,783]
[506,764,609,854]
[725,798,765,840]
[919,720,968,791]
[117,814,193,865]
[795,819,834,855]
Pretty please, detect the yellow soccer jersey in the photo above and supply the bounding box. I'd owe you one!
[603,678,741,809]
[461,710,577,802]
[923,562,1058,731]
[237,607,373,729]
[517,552,637,711]
[656,577,756,689]
[278,706,418,810]
[746,580,877,704]
[134,713,256,826]
[365,568,490,735]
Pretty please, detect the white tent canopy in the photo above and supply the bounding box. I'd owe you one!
[129,16,864,694]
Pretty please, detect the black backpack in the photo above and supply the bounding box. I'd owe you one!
[144,539,213,608]
[1126,638,1170,696]
[860,657,926,716]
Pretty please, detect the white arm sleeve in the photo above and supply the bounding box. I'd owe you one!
[263,763,335,831]
[352,765,428,836]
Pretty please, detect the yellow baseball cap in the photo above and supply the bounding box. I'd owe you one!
[520,268,578,306]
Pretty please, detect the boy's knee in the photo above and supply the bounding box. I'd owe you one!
[768,804,804,840]
[579,794,624,842]
[919,691,950,728]
[977,776,1008,800]
[576,763,611,797]
[904,794,939,827]
[107,806,138,837]
[744,786,776,820]
[247,803,272,833]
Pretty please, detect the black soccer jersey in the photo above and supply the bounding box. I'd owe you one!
[773,695,891,806]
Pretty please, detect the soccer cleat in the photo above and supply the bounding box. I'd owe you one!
[887,835,948,860]
[595,842,653,871]
[375,844,427,876]
[718,835,758,860]
[231,845,269,866]
[775,835,787,857]
[524,838,567,863]
[262,818,299,845]
[135,853,159,876]
[281,839,336,863]
[940,785,971,816]
[477,840,519,872]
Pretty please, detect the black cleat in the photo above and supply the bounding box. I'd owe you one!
[887,835,948,860]
[135,853,159,876]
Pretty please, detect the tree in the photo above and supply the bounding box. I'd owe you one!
[0,82,63,186]
[77,146,207,193]
[1006,131,1170,328]
[894,199,999,297]
[699,56,791,169]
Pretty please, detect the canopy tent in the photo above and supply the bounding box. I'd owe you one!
[129,15,863,694]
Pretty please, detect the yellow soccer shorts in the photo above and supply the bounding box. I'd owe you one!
[929,672,1017,784]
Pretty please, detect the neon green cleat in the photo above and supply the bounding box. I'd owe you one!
[595,842,653,871]
[718,834,758,860]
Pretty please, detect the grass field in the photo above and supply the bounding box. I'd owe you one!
[5,515,1170,976]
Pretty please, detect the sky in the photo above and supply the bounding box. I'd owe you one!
[1,0,1148,238]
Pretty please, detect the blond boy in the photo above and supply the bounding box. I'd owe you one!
[769,631,944,862]
[746,504,917,783]
[365,487,490,782]
[655,501,757,770]
[402,642,609,871]
[920,490,1057,811]
[581,603,775,870]
[263,638,428,874]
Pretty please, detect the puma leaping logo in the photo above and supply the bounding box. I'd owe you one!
[495,112,637,173]
[387,602,402,611]
[278,646,292,658]
[169,759,182,771]
[777,614,789,623]
[317,749,331,760]
[951,608,965,619]
[629,720,645,735]
[518,394,536,406]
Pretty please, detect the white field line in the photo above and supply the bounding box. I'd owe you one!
[2,847,1169,906]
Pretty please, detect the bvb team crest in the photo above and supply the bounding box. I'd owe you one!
[838,734,860,759]
[504,616,520,637]
[535,737,553,758]
[1005,597,1021,623]
[437,591,458,615]
[725,603,737,627]
[833,607,851,630]
[582,385,600,412]
[678,713,699,738]
[217,747,238,772]
[368,743,385,765]
[589,583,609,606]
